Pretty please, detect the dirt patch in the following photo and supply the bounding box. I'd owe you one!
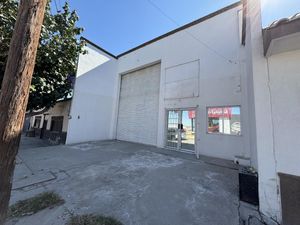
[9,192,64,217]
[66,214,123,225]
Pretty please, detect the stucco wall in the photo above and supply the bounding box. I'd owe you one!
[247,0,281,221]
[66,44,117,144]
[114,4,251,161]
[267,49,300,176]
[46,100,71,132]
[262,49,300,223]
[250,47,300,224]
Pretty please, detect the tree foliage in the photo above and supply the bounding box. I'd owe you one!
[0,0,85,111]
[0,0,18,86]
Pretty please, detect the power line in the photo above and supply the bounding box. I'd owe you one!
[54,0,61,13]
[54,0,59,12]
[146,0,237,64]
[147,0,181,27]
[58,0,62,9]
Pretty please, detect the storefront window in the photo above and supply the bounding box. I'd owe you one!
[207,106,241,135]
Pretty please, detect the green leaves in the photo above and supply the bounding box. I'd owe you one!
[0,0,18,85]
[0,0,85,111]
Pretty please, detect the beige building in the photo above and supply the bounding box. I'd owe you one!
[29,99,71,144]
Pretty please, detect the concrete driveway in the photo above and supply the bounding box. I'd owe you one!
[8,136,239,225]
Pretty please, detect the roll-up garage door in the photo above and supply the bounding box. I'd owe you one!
[116,63,161,145]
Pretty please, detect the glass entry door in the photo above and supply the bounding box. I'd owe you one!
[166,109,196,152]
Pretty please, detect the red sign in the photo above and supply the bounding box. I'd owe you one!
[188,110,195,119]
[208,107,232,118]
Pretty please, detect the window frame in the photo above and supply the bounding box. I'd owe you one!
[206,105,242,136]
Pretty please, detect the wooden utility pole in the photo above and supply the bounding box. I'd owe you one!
[0,1,47,224]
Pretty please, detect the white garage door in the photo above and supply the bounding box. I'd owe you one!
[117,63,161,145]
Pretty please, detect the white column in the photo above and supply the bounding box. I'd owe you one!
[247,0,281,221]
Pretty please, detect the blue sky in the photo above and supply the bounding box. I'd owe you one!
[52,0,300,55]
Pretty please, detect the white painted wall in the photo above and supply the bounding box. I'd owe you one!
[66,44,117,144]
[249,32,300,224]
[260,49,300,224]
[267,49,300,177]
[115,3,252,161]
[246,0,281,221]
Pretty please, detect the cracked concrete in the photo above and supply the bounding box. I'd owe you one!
[7,136,240,225]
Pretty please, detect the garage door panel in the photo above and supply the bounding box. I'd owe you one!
[117,64,161,145]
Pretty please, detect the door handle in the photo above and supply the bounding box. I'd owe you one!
[178,124,183,130]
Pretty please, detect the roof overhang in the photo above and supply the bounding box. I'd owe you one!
[263,17,300,57]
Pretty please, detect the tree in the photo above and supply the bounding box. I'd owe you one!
[0,1,47,223]
[0,0,18,85]
[0,0,86,111]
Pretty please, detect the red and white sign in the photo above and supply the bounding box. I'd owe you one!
[208,107,232,118]
[188,110,196,119]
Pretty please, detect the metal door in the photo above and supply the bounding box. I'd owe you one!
[166,109,195,152]
[116,63,161,145]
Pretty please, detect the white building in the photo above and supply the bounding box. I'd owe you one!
[65,1,300,224]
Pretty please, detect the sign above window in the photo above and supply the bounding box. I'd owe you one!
[208,107,232,119]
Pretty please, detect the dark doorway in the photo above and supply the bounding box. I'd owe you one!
[50,116,63,132]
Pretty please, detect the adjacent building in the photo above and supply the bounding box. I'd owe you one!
[29,98,71,144]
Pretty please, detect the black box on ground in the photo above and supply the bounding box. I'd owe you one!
[239,166,259,206]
